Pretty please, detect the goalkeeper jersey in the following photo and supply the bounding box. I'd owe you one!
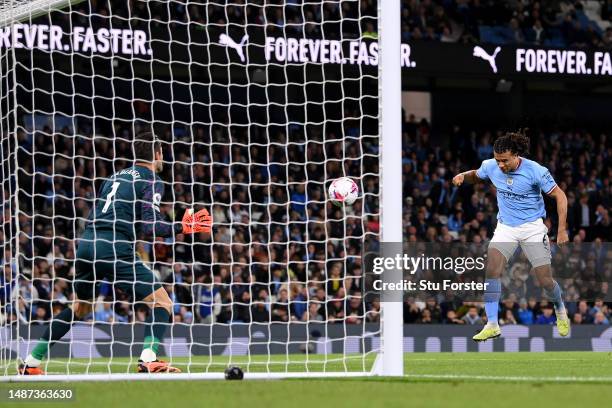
[83,165,181,245]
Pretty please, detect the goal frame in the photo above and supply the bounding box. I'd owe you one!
[0,0,404,381]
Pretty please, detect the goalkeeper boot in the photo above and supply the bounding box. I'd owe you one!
[18,360,45,375]
[556,313,570,337]
[137,360,182,373]
[472,324,501,342]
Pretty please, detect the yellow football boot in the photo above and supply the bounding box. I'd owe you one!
[557,314,570,337]
[472,325,501,342]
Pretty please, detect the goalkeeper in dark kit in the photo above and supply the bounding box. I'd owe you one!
[20,131,211,374]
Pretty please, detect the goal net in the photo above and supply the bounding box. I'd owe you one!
[1,0,401,380]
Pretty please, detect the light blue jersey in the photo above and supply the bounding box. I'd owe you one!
[476,157,557,227]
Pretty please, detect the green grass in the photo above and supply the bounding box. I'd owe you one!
[2,352,612,408]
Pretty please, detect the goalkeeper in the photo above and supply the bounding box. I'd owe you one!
[20,131,211,374]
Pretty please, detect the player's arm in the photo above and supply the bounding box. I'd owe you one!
[140,181,179,237]
[539,164,568,245]
[453,159,492,186]
[546,185,569,245]
[452,170,482,186]
[141,182,211,237]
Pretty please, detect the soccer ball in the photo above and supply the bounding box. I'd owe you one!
[328,177,359,206]
[224,366,244,380]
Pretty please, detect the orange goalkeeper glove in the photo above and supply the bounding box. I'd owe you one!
[181,208,212,234]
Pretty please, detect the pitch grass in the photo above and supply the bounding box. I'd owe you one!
[2,352,611,408]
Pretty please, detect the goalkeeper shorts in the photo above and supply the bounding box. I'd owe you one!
[74,239,161,301]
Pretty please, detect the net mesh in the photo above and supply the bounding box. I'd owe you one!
[0,0,381,376]
[0,0,76,26]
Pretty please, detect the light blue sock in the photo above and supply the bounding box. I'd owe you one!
[544,281,566,313]
[484,278,501,325]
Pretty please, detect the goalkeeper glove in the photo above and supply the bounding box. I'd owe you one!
[181,208,212,234]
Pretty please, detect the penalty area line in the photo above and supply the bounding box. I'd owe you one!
[405,373,612,383]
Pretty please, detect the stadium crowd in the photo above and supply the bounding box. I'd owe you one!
[0,110,609,327]
[57,0,612,49]
[0,0,610,329]
[45,0,612,49]
[0,116,380,326]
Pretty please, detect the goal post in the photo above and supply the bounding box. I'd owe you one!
[0,0,404,381]
[377,0,404,377]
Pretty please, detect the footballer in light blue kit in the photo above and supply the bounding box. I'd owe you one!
[452,130,570,341]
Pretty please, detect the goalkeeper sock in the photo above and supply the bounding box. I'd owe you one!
[544,280,566,315]
[29,308,75,363]
[140,307,170,362]
[484,278,501,326]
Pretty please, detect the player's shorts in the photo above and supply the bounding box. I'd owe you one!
[489,218,551,267]
[74,235,161,301]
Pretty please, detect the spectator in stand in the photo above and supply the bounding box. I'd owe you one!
[575,300,595,324]
[272,288,290,322]
[366,298,380,323]
[447,211,464,232]
[509,17,525,43]
[444,310,465,324]
[303,302,324,322]
[517,298,534,325]
[251,300,269,323]
[536,305,557,325]
[346,293,364,324]
[527,19,547,44]
[404,298,422,323]
[500,294,520,323]
[593,311,610,325]
[232,291,251,323]
[424,297,442,323]
[500,310,518,325]
[290,284,308,321]
[418,308,433,324]
[461,306,483,325]
[198,277,222,324]
[573,312,584,325]
[93,299,128,323]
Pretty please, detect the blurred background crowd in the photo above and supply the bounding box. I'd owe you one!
[0,112,609,327]
[45,0,612,49]
[55,0,612,49]
[0,0,610,328]
[0,116,379,326]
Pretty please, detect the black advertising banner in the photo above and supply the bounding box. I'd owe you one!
[3,22,612,81]
[3,324,612,358]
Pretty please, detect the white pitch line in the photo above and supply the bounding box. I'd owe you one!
[406,373,612,383]
[408,358,587,362]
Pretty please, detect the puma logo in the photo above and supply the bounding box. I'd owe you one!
[473,46,501,73]
[218,34,249,62]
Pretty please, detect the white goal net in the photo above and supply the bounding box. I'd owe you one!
[0,0,402,380]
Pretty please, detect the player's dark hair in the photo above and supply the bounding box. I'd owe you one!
[133,131,161,162]
[493,129,530,156]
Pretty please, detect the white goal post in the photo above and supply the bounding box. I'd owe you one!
[0,0,403,381]
[376,0,403,377]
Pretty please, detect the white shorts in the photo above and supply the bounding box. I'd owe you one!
[489,218,551,268]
